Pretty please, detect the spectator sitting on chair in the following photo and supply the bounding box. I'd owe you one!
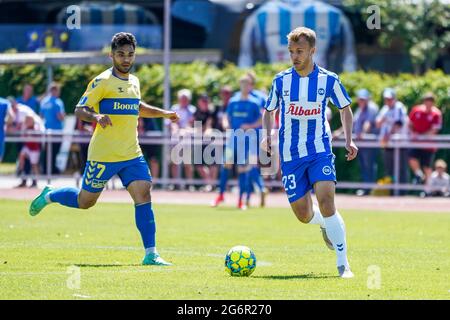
[408,92,442,185]
[426,159,450,197]
[40,82,65,174]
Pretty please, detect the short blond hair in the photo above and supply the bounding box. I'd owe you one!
[246,70,256,85]
[287,27,316,48]
[435,159,447,170]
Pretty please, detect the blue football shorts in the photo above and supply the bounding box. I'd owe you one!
[281,153,336,203]
[224,134,252,166]
[0,138,4,160]
[81,156,152,193]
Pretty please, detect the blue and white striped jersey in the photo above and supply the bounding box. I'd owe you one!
[265,63,351,162]
[238,0,357,71]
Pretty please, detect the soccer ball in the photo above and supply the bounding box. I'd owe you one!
[224,245,256,277]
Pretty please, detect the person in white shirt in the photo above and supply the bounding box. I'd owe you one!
[426,159,450,197]
[375,88,409,189]
[167,89,196,191]
[7,96,44,188]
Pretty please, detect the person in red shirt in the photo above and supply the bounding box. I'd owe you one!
[18,115,41,188]
[408,92,442,184]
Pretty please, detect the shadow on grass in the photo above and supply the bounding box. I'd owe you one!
[60,263,141,268]
[254,273,338,280]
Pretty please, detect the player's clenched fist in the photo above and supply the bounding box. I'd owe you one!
[164,111,180,123]
[94,114,113,128]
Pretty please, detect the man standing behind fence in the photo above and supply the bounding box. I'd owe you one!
[40,82,65,174]
[17,84,40,114]
[376,88,409,190]
[353,89,379,195]
[408,92,442,185]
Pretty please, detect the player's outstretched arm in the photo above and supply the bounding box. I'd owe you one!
[139,102,179,123]
[339,106,358,161]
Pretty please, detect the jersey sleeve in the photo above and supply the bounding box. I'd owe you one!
[56,98,65,114]
[76,77,105,113]
[265,78,280,112]
[329,76,352,109]
[432,110,443,131]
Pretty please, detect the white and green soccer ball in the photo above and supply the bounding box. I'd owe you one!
[224,245,256,277]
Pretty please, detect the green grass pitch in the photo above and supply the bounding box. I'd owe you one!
[0,199,449,299]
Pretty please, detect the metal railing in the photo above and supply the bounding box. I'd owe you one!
[3,130,450,194]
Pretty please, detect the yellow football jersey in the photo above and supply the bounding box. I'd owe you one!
[76,68,142,162]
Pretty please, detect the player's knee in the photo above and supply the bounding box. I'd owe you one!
[293,206,312,224]
[78,197,97,209]
[135,188,151,203]
[317,196,335,216]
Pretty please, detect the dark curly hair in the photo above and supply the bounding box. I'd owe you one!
[111,32,137,51]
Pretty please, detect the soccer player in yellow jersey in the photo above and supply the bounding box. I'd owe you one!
[29,32,180,266]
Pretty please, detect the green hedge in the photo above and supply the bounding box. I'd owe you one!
[1,62,449,184]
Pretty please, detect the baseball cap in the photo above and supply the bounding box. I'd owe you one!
[422,91,435,101]
[199,93,209,100]
[177,89,192,100]
[383,88,396,99]
[356,89,370,100]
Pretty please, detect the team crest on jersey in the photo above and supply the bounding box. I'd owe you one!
[322,166,332,175]
[318,88,325,95]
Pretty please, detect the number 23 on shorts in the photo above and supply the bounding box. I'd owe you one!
[282,174,296,191]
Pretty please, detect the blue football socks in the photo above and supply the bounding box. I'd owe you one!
[238,171,249,200]
[135,202,156,249]
[49,187,80,208]
[219,167,230,195]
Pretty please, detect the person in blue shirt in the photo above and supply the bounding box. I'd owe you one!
[17,84,40,114]
[212,75,262,210]
[0,97,14,162]
[246,71,268,207]
[40,82,66,174]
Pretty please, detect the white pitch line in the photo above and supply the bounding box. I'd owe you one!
[73,294,92,299]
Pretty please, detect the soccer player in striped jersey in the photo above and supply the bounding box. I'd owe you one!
[238,0,357,71]
[29,32,180,266]
[262,27,357,278]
